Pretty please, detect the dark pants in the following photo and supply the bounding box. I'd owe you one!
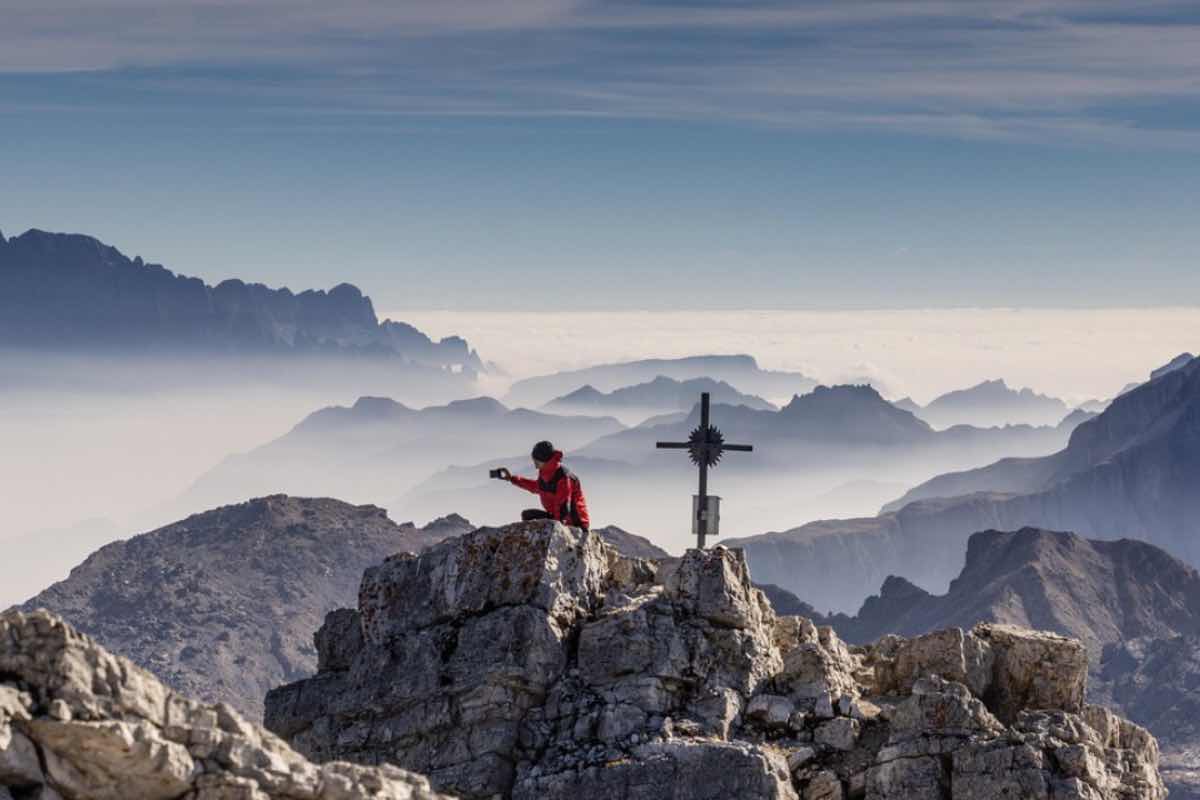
[522,509,587,531]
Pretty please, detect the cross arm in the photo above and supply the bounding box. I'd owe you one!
[723,444,753,452]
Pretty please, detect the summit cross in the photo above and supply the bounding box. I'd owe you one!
[655,391,753,549]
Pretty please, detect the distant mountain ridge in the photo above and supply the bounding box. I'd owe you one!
[0,228,480,372]
[179,395,626,516]
[396,383,1083,548]
[505,354,817,407]
[726,354,1200,613]
[900,378,1069,429]
[883,355,1200,560]
[580,383,1080,467]
[544,375,776,418]
[823,528,1200,654]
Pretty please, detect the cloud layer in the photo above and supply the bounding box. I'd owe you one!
[4,0,1200,145]
[393,307,1200,404]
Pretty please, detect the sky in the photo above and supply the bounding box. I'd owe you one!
[2,0,1200,309]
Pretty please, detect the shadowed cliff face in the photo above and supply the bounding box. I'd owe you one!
[826,528,1200,656]
[264,521,1165,800]
[18,495,474,719]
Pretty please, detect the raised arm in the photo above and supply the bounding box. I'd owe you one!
[509,474,540,494]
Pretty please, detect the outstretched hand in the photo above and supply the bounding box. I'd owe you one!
[491,467,512,481]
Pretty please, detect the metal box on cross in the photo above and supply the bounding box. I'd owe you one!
[692,495,720,537]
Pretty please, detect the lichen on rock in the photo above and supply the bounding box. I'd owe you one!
[265,520,1167,800]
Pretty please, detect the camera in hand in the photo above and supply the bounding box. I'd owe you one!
[489,467,510,480]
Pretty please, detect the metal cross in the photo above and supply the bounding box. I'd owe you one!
[656,392,753,549]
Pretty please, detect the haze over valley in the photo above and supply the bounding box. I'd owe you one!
[3,228,1199,610]
[6,3,1200,797]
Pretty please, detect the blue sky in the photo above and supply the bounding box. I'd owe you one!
[2,0,1199,309]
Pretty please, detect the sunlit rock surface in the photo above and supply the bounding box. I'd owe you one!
[0,609,451,799]
[266,521,1165,799]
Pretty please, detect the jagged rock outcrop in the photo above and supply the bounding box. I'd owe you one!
[1096,635,1200,798]
[0,609,450,799]
[265,521,1164,799]
[0,228,481,373]
[20,496,474,719]
[791,527,1200,800]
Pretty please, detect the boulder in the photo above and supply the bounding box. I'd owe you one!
[0,609,450,800]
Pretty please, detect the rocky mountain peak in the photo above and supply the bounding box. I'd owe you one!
[18,495,473,719]
[1065,354,1200,463]
[0,228,481,373]
[265,520,1165,800]
[1150,352,1195,381]
[443,396,508,415]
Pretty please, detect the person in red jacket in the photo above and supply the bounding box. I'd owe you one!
[494,440,591,530]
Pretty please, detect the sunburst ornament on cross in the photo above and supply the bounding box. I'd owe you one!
[655,392,753,549]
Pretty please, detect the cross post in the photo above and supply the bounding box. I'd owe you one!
[655,392,753,548]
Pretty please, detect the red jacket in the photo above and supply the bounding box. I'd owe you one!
[510,451,590,529]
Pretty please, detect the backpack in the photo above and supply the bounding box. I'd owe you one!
[538,466,585,528]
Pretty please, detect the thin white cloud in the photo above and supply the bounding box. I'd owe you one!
[1,0,1198,145]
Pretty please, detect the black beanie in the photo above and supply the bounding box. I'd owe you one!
[531,440,556,462]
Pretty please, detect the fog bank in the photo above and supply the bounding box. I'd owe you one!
[394,308,1200,405]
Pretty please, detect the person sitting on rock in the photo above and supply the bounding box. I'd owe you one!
[493,440,590,530]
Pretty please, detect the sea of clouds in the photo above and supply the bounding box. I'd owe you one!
[393,307,1200,405]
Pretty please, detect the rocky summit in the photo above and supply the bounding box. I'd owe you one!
[20,496,474,720]
[0,609,450,800]
[264,521,1164,800]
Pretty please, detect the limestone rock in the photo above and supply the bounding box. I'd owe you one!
[266,520,1165,800]
[0,609,450,800]
[973,623,1087,723]
[866,623,1088,725]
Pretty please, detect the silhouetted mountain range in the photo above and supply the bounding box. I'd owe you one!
[886,355,1200,559]
[396,384,1085,547]
[580,384,1082,468]
[544,375,775,421]
[0,228,480,373]
[726,354,1200,613]
[179,395,625,516]
[896,378,1069,429]
[505,354,817,407]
